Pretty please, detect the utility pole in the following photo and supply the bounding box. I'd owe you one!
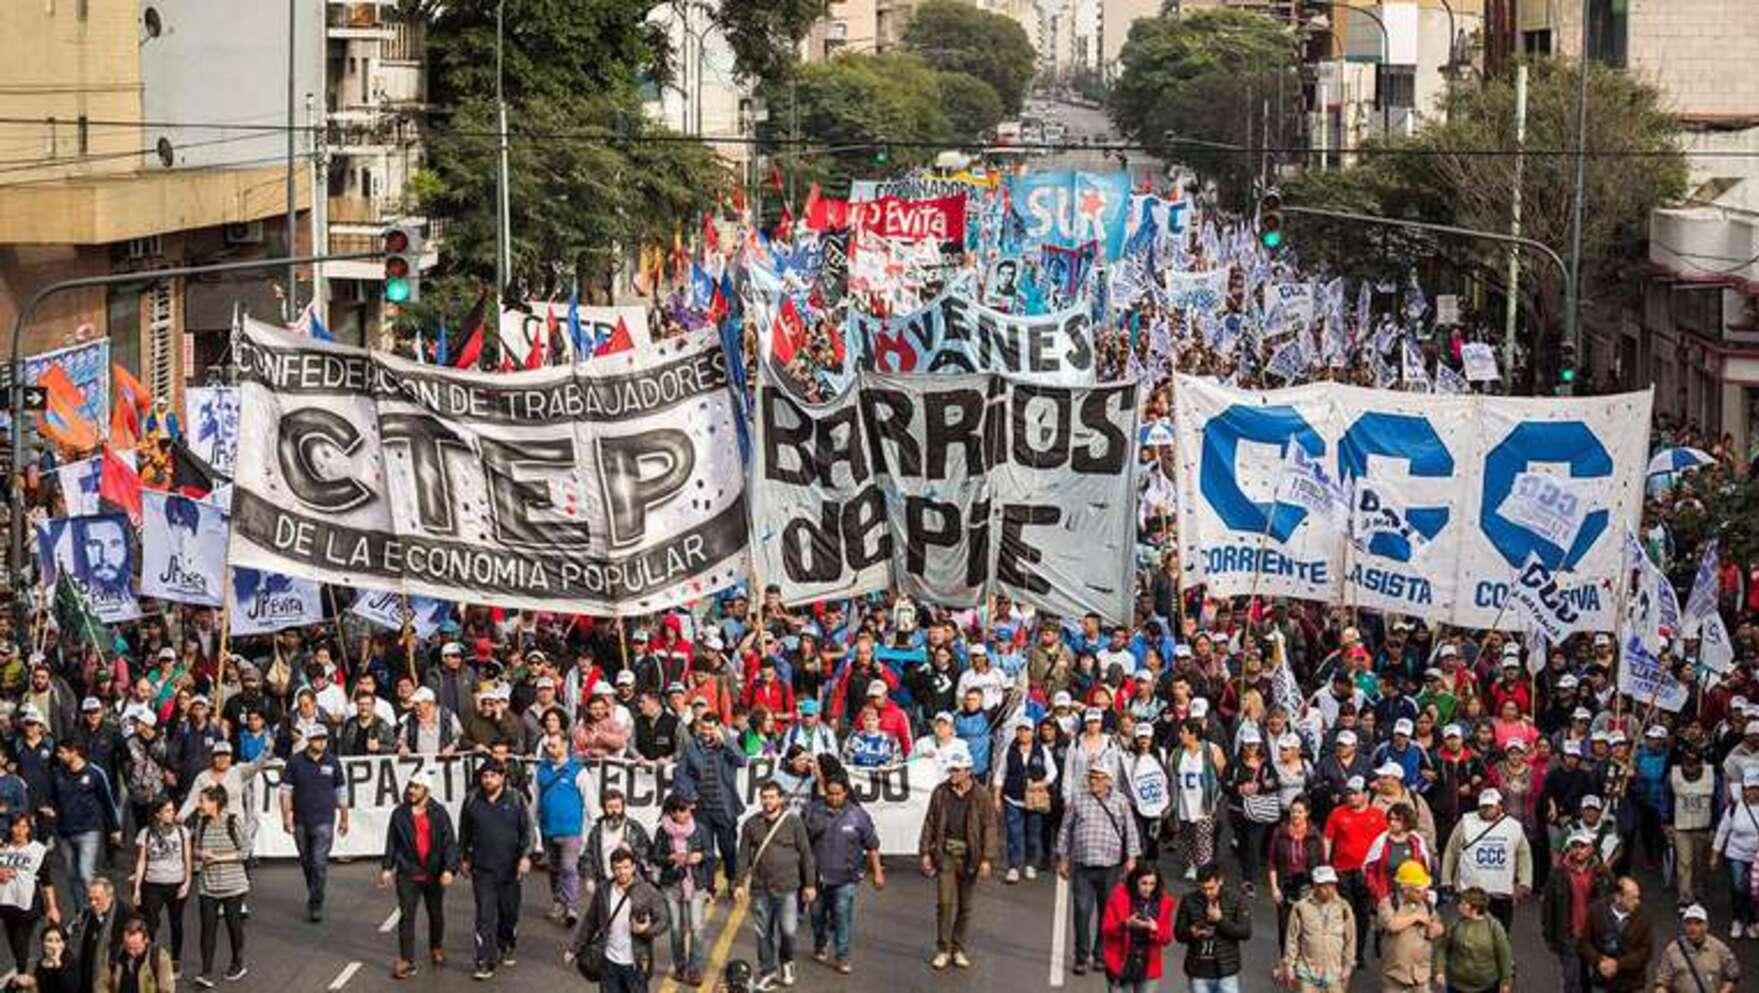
[1503,64,1528,395]
[496,0,513,361]
[307,93,328,331]
[285,0,299,320]
[1565,0,1591,358]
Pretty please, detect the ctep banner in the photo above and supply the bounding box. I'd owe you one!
[845,287,1096,387]
[753,367,1139,624]
[248,752,944,858]
[229,318,748,617]
[1172,375,1651,633]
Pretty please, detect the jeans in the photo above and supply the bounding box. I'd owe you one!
[750,891,798,975]
[1071,864,1120,965]
[1106,982,1158,993]
[62,831,103,913]
[291,821,334,910]
[1337,869,1371,967]
[395,875,446,962]
[471,872,523,968]
[197,894,245,975]
[1558,948,1586,993]
[1729,859,1755,925]
[810,882,858,960]
[1190,978,1239,993]
[544,835,583,911]
[706,816,739,891]
[601,959,648,993]
[664,889,707,974]
[0,906,33,971]
[1003,803,1043,869]
[139,880,188,965]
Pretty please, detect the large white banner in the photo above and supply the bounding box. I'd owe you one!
[754,368,1139,623]
[140,491,229,607]
[249,753,941,859]
[846,289,1097,387]
[1173,375,1651,632]
[230,318,748,616]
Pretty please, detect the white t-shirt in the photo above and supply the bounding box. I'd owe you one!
[1176,750,1206,823]
[1453,812,1526,895]
[604,883,636,966]
[136,825,189,885]
[0,841,48,910]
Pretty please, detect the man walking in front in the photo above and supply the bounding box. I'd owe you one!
[1581,876,1651,993]
[1652,904,1739,993]
[1281,865,1354,993]
[918,752,998,970]
[277,723,348,922]
[1056,765,1140,976]
[378,768,459,979]
[1173,863,1250,993]
[735,779,815,990]
[805,772,883,975]
[1441,787,1531,932]
[535,732,592,928]
[460,759,533,981]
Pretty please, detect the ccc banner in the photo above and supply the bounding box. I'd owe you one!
[1173,375,1651,633]
[230,318,748,616]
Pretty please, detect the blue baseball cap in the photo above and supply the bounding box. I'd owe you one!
[798,698,820,716]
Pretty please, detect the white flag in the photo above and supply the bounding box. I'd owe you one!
[1461,343,1500,381]
[1498,471,1592,554]
[139,492,229,607]
[1699,610,1735,674]
[1434,362,1469,395]
[1681,542,1719,636]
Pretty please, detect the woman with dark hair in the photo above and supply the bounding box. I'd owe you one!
[1098,863,1175,993]
[1267,795,1325,951]
[189,784,250,987]
[0,813,57,971]
[130,795,192,974]
[28,923,76,993]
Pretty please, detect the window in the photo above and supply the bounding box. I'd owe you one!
[1376,64,1415,110]
[1522,29,1552,56]
[76,115,88,155]
[43,116,56,158]
[1587,0,1628,69]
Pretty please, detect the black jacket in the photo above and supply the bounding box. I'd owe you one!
[459,786,533,877]
[580,817,653,884]
[381,801,462,880]
[573,877,670,977]
[1172,888,1251,979]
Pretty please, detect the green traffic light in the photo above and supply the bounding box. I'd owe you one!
[1261,230,1283,249]
[386,278,411,304]
[1560,367,1576,383]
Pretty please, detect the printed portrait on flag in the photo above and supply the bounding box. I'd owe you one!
[35,513,141,623]
[185,386,241,478]
[140,491,229,607]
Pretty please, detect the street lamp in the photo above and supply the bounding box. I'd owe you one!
[1301,3,1393,141]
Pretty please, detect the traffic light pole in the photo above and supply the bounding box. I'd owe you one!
[6,250,380,598]
[1282,205,1573,389]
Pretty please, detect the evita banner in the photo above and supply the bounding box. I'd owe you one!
[1173,375,1652,633]
[230,319,748,616]
[249,753,940,858]
[753,368,1140,624]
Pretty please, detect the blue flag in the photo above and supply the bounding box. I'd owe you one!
[566,285,586,358]
[435,317,449,366]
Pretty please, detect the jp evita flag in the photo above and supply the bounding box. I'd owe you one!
[229,318,749,616]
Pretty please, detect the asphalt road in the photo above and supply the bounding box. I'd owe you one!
[35,846,1758,993]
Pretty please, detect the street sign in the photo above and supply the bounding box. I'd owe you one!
[19,385,45,412]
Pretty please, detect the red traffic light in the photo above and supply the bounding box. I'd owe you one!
[385,257,410,279]
[384,229,410,254]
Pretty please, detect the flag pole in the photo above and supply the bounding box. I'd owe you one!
[324,584,351,682]
[399,593,418,689]
[214,563,233,716]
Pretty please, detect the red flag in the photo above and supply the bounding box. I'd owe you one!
[594,317,635,357]
[98,444,143,526]
[498,352,516,374]
[730,186,746,216]
[524,305,553,370]
[772,297,806,366]
[701,212,720,255]
[453,290,488,369]
[768,164,784,194]
[775,201,795,242]
[707,283,730,325]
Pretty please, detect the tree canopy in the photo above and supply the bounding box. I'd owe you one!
[1108,9,1302,203]
[900,0,1037,116]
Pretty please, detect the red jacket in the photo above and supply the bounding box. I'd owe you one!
[1487,679,1532,717]
[872,699,913,756]
[1100,883,1175,981]
[743,677,796,724]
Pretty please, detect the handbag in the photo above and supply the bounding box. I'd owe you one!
[1243,792,1283,824]
[575,888,633,984]
[1024,780,1053,812]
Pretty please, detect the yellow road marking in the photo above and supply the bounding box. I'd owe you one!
[658,893,735,993]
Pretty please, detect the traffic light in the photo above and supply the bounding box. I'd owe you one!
[383,224,422,304]
[1556,339,1578,395]
[872,142,889,167]
[1258,188,1285,250]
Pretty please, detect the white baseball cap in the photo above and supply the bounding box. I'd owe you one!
[1442,724,1464,739]
[866,679,889,698]
[411,687,436,704]
[1336,730,1358,746]
[590,680,615,697]
[1189,699,1210,718]
[1681,904,1708,922]
[1312,866,1339,885]
[1239,727,1262,744]
[1392,718,1414,736]
[1375,762,1404,778]
[1478,788,1503,806]
[1581,794,1604,809]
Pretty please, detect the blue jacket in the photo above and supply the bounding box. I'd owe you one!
[673,734,746,825]
[954,710,992,777]
[51,762,120,837]
[536,757,592,839]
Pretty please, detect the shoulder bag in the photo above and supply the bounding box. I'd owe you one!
[575,887,633,983]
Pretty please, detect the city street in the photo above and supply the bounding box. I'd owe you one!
[90,854,1756,993]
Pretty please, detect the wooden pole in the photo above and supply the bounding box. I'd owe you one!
[214,565,233,716]
[399,593,418,689]
[324,584,350,681]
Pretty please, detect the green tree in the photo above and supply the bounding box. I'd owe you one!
[1280,58,1685,379]
[756,53,957,201]
[410,0,823,310]
[900,0,1037,115]
[1108,9,1302,205]
[937,71,1005,140]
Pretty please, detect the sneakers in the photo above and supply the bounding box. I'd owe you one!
[499,949,518,967]
[781,962,796,986]
[812,948,831,964]
[930,952,951,970]
[430,948,446,965]
[1748,923,1759,939]
[1072,960,1088,976]
[952,951,972,969]
[1023,865,1038,880]
[223,965,248,982]
[193,977,216,990]
[308,906,324,923]
[1004,867,1020,884]
[1734,922,1746,940]
[392,960,416,980]
[472,965,496,981]
[836,959,852,975]
[752,972,779,991]
[546,902,566,922]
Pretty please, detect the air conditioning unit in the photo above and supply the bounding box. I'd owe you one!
[223,221,265,244]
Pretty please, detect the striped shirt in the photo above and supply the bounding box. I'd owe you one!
[193,817,251,898]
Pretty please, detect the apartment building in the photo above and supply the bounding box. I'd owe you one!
[0,0,324,402]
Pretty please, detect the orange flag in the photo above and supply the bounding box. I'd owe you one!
[35,364,99,453]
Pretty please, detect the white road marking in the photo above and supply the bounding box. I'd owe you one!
[1048,875,1069,988]
[328,961,363,990]
[379,908,401,933]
